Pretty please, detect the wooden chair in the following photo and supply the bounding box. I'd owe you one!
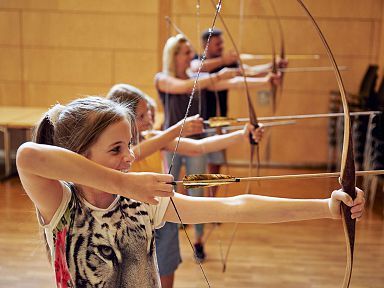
[328,65,379,171]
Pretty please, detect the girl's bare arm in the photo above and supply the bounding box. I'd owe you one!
[163,189,365,224]
[164,124,262,156]
[17,143,173,222]
[133,116,203,160]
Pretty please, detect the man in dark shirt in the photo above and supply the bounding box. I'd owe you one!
[191,29,238,119]
[190,29,238,201]
[191,28,282,198]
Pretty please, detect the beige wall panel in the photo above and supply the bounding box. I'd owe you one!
[175,15,266,53]
[24,84,158,108]
[225,140,249,162]
[182,18,374,57]
[0,48,21,81]
[23,12,157,50]
[272,91,330,115]
[0,0,380,166]
[274,0,381,19]
[227,90,330,118]
[173,15,223,50]
[0,0,158,13]
[226,89,330,164]
[173,0,381,19]
[246,20,374,56]
[0,83,22,105]
[370,19,382,61]
[114,52,158,86]
[283,67,341,93]
[336,57,378,94]
[269,124,328,163]
[222,167,330,198]
[24,83,111,107]
[226,88,274,117]
[319,21,376,57]
[172,1,217,15]
[0,11,20,45]
[239,19,284,54]
[177,16,374,57]
[226,123,328,164]
[172,0,274,17]
[23,48,112,84]
[282,57,375,94]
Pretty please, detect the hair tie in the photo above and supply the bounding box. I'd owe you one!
[47,103,65,127]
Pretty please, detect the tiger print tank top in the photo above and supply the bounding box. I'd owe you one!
[37,182,170,287]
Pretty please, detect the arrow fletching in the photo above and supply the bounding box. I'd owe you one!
[206,117,241,128]
[182,174,239,189]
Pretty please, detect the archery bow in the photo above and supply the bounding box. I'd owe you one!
[269,0,286,108]
[263,10,279,114]
[170,170,384,189]
[167,1,376,285]
[296,1,355,287]
[204,111,381,127]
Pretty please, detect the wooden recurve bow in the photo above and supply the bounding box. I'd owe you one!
[269,0,286,105]
[296,1,356,287]
[263,7,278,115]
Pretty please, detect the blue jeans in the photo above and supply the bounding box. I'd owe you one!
[165,152,206,238]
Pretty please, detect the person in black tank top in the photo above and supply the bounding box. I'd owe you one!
[190,28,285,199]
[155,34,279,287]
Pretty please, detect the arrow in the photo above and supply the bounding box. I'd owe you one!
[170,170,384,189]
[203,120,295,133]
[203,111,381,127]
[240,53,320,61]
[245,66,348,76]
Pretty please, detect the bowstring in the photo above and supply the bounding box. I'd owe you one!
[167,1,223,287]
[208,0,262,271]
[196,0,203,116]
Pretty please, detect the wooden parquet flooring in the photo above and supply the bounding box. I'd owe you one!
[1,170,383,287]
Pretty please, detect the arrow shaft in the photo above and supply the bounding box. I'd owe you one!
[239,170,384,182]
[170,170,384,186]
[228,111,380,123]
[278,66,347,73]
[204,120,295,132]
[240,53,320,60]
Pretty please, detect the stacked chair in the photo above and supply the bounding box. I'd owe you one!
[329,65,384,214]
[363,78,384,212]
[328,65,379,171]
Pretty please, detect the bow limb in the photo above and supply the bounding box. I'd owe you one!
[165,16,196,52]
[296,1,356,287]
[208,0,259,131]
[269,0,286,110]
[262,2,278,114]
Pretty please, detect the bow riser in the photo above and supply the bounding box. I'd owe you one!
[340,134,356,287]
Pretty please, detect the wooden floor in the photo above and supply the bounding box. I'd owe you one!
[1,169,383,288]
